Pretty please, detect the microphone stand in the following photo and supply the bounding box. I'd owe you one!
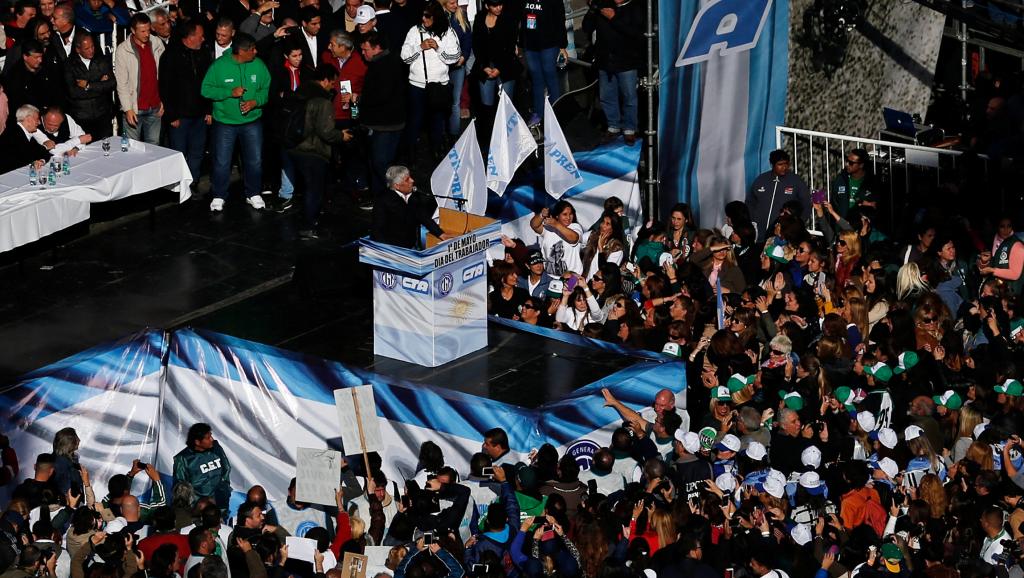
[433,194,469,211]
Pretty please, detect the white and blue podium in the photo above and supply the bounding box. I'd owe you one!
[359,208,503,367]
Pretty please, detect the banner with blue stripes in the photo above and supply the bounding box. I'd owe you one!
[658,0,789,228]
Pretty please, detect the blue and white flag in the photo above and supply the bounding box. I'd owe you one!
[486,90,536,195]
[431,119,487,215]
[543,98,583,199]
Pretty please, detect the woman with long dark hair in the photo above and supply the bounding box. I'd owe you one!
[401,1,461,158]
[581,211,626,281]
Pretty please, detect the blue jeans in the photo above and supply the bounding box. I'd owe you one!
[368,128,403,195]
[525,47,561,118]
[599,69,639,134]
[406,84,446,151]
[479,78,516,107]
[167,116,207,182]
[210,120,262,200]
[448,65,466,136]
[288,152,328,229]
[279,150,295,198]
[124,107,161,144]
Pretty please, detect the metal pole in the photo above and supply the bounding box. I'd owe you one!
[960,2,969,104]
[641,0,657,220]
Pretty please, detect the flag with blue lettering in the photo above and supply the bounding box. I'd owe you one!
[487,91,536,196]
[659,0,788,228]
[543,98,583,199]
[431,119,487,215]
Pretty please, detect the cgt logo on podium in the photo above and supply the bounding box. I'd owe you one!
[676,0,773,67]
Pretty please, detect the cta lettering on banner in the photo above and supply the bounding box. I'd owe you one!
[676,0,773,67]
[295,447,342,506]
[334,386,384,455]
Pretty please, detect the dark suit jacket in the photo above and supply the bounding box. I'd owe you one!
[371,189,445,249]
[0,125,53,173]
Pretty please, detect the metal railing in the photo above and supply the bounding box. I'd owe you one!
[775,126,990,225]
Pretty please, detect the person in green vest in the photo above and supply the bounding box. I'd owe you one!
[979,218,1024,295]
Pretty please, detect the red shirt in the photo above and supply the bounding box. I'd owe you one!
[138,532,191,566]
[135,38,161,110]
[321,49,366,121]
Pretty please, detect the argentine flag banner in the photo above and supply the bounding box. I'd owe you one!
[431,119,487,215]
[543,98,583,199]
[486,90,537,195]
[659,0,788,227]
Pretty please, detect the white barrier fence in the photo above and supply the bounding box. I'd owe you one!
[774,126,992,224]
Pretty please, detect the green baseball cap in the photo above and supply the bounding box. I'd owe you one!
[698,427,718,450]
[764,243,790,264]
[893,351,919,375]
[864,362,893,383]
[727,373,755,393]
[932,390,963,410]
[834,386,857,411]
[779,390,804,410]
[996,379,1024,397]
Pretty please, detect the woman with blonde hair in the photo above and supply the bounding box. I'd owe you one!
[841,286,869,349]
[834,229,861,287]
[699,235,746,295]
[896,261,930,302]
[52,427,83,495]
[916,474,948,519]
[952,404,983,463]
[440,0,471,138]
[965,440,995,471]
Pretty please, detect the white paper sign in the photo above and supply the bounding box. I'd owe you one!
[338,80,352,94]
[334,386,384,455]
[285,536,318,563]
[295,447,342,506]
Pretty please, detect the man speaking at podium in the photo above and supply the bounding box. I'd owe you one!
[372,165,455,248]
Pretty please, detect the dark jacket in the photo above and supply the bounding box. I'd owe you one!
[745,170,811,242]
[582,0,644,72]
[159,40,213,122]
[291,82,348,160]
[371,188,445,249]
[470,11,521,83]
[360,48,407,130]
[64,52,116,121]
[3,60,63,124]
[829,170,882,219]
[0,124,52,173]
[519,0,567,51]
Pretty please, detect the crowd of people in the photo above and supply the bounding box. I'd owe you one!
[479,146,1024,576]
[0,0,647,239]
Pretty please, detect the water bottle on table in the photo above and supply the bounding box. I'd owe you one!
[29,164,37,186]
[62,154,70,176]
[47,163,56,186]
[121,132,129,152]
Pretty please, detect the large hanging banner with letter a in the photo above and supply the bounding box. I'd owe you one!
[658,0,789,228]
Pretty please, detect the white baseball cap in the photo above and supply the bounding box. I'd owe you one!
[875,457,899,479]
[675,430,701,454]
[763,476,785,498]
[974,421,990,439]
[767,468,787,486]
[801,445,822,469]
[791,523,813,546]
[714,434,741,453]
[354,4,376,24]
[799,471,825,494]
[715,473,737,493]
[744,441,768,461]
[876,427,898,449]
[904,425,924,442]
[856,411,876,433]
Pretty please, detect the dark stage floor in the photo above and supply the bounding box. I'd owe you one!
[0,102,631,407]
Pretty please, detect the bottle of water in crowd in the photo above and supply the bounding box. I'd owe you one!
[29,164,37,186]
[121,131,129,152]
[62,154,70,176]
[351,98,360,120]
[47,163,56,187]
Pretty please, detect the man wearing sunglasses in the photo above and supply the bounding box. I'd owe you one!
[829,148,880,219]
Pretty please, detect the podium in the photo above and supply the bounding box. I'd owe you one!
[358,208,503,367]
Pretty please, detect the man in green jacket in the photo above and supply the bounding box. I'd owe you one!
[172,423,232,510]
[200,32,271,213]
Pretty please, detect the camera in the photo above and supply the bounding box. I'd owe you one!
[422,532,435,546]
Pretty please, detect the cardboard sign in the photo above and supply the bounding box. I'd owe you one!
[334,386,384,454]
[295,447,342,506]
[341,552,369,578]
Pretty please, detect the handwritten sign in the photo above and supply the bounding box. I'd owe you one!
[334,386,384,455]
[295,447,342,506]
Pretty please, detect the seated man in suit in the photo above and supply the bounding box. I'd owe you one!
[371,165,454,248]
[0,104,54,173]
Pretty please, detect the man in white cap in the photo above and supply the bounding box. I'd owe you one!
[353,4,376,38]
[670,430,712,503]
[712,434,740,478]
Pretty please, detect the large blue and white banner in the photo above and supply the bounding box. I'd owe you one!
[659,0,789,228]
[0,328,685,508]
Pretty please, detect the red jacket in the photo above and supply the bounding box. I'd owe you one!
[321,49,367,121]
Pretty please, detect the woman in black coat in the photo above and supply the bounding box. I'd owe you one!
[470,0,522,115]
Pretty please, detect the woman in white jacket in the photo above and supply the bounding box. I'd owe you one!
[556,283,602,333]
[400,1,461,158]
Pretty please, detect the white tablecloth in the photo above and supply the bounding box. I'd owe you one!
[0,139,192,253]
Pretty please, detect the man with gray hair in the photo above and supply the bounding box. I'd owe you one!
[371,166,453,248]
[0,104,54,172]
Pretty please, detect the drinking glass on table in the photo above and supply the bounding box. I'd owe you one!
[102,139,111,156]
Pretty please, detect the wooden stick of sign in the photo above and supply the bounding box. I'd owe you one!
[350,388,373,493]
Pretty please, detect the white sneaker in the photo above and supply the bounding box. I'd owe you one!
[210,198,225,212]
[246,195,266,210]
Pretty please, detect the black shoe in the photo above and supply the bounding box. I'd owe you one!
[298,229,319,240]
[600,130,621,144]
[274,197,294,213]
[359,198,374,211]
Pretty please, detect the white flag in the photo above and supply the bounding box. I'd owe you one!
[543,98,583,199]
[486,90,537,195]
[431,119,488,215]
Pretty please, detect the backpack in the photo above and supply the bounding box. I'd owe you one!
[280,95,308,150]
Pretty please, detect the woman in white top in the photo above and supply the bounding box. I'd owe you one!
[530,200,584,277]
[401,1,462,155]
[580,210,626,280]
[556,284,601,332]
